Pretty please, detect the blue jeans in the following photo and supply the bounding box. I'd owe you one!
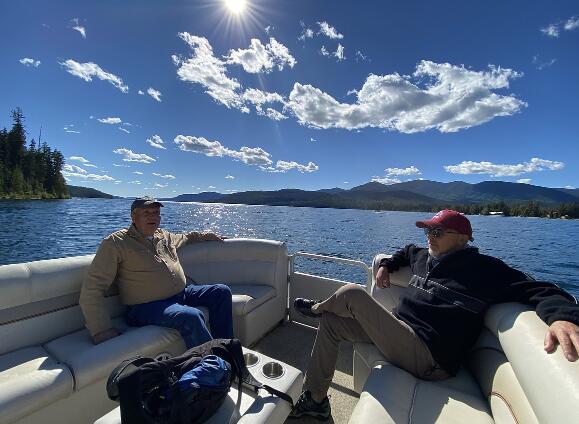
[126,284,233,348]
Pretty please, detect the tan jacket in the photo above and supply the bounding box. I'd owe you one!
[79,224,215,336]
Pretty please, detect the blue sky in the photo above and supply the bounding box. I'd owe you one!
[1,0,578,197]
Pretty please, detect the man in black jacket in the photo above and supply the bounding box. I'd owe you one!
[289,209,579,421]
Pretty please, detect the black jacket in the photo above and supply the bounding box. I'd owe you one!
[380,244,579,374]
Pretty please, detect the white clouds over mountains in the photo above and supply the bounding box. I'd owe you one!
[444,158,564,177]
[174,135,318,173]
[173,33,525,133]
[288,61,525,133]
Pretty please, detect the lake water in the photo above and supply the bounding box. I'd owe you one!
[2,198,578,297]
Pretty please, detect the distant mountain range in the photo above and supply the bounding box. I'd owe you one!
[69,180,578,211]
[157,180,578,211]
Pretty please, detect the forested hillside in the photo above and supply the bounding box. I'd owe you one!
[0,108,67,199]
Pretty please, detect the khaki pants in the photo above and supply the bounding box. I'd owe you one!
[303,284,449,400]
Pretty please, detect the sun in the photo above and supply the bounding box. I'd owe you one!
[224,0,247,14]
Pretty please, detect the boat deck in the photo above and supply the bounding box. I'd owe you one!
[252,320,358,424]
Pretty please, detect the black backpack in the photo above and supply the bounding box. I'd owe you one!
[106,338,293,424]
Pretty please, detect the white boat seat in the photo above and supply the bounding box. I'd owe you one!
[230,284,276,316]
[43,318,185,390]
[349,363,493,424]
[0,346,74,424]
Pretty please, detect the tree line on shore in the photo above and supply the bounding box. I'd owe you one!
[0,108,68,199]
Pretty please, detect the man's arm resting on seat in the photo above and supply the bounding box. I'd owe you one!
[79,237,121,344]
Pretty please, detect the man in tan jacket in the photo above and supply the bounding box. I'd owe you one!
[79,196,233,347]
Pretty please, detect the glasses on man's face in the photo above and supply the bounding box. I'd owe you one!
[423,227,460,238]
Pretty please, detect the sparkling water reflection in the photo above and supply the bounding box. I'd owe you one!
[1,199,578,297]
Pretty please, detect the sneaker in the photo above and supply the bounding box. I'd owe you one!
[293,298,322,319]
[288,390,331,420]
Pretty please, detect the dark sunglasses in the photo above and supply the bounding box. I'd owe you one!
[423,227,460,238]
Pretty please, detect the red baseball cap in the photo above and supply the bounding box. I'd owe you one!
[416,209,474,241]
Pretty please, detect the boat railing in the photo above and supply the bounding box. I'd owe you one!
[289,252,372,292]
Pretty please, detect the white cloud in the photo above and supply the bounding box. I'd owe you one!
[225,37,296,74]
[318,21,344,39]
[517,179,532,184]
[72,26,86,38]
[133,171,143,174]
[138,90,144,95]
[355,51,368,62]
[113,148,156,164]
[62,164,117,182]
[174,34,290,121]
[225,175,235,179]
[19,58,41,67]
[264,108,288,120]
[118,127,131,134]
[385,166,421,176]
[310,137,316,142]
[154,183,168,188]
[444,157,564,177]
[147,135,166,150]
[174,135,318,173]
[298,22,314,41]
[264,160,319,173]
[129,180,142,184]
[541,24,560,37]
[173,33,243,109]
[265,26,273,34]
[70,18,86,38]
[153,173,176,179]
[532,55,556,70]
[565,185,576,189]
[60,59,129,93]
[208,185,216,189]
[334,44,345,61]
[320,46,330,56]
[98,117,122,124]
[69,156,97,168]
[286,60,526,133]
[64,126,80,134]
[371,176,401,185]
[241,88,286,118]
[564,17,579,31]
[64,164,87,174]
[147,87,162,102]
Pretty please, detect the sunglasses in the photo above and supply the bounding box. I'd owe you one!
[423,227,461,238]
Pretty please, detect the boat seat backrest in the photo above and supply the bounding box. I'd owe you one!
[0,255,123,356]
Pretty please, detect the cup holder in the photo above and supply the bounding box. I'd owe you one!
[262,361,285,379]
[243,352,259,367]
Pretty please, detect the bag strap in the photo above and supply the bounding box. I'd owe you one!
[106,356,155,401]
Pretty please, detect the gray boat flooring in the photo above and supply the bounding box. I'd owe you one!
[252,321,359,424]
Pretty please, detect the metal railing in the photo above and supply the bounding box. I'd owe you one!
[289,252,373,292]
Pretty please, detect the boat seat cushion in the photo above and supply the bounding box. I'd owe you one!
[349,363,493,424]
[0,346,74,424]
[230,284,275,316]
[43,318,186,390]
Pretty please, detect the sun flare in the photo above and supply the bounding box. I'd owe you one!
[224,0,247,14]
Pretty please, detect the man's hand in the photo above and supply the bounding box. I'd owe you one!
[376,266,391,289]
[544,320,579,362]
[92,327,121,344]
